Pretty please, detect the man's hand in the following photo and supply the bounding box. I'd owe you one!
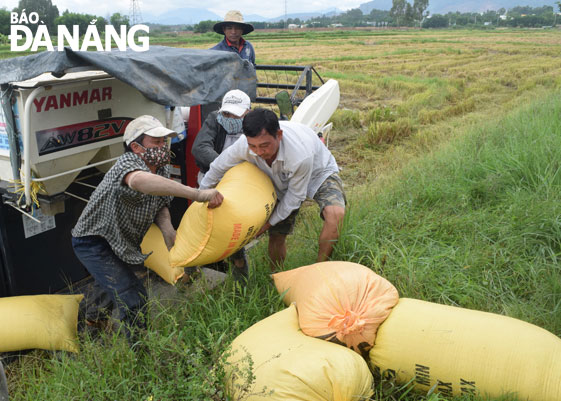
[255,222,272,237]
[196,188,223,207]
[154,207,176,249]
[207,190,224,209]
[162,229,177,250]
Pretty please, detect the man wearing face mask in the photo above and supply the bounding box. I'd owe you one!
[72,115,223,341]
[192,89,251,280]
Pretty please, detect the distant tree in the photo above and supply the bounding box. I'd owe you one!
[391,0,427,27]
[287,17,302,25]
[510,6,532,16]
[95,16,107,32]
[482,10,498,24]
[0,8,9,35]
[194,20,216,33]
[339,9,364,26]
[110,12,129,27]
[557,1,561,13]
[509,5,553,18]
[308,15,331,27]
[404,2,415,24]
[13,0,59,34]
[422,14,448,28]
[55,10,107,35]
[390,0,407,26]
[369,9,390,21]
[413,0,429,25]
[506,13,552,27]
[250,21,266,29]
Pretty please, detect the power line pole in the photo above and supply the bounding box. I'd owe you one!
[284,0,288,29]
[130,0,143,25]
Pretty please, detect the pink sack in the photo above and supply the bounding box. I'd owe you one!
[273,261,399,356]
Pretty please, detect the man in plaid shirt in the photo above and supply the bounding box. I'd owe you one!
[72,115,222,341]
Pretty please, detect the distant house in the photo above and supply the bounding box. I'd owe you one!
[499,15,507,20]
[288,24,299,29]
[330,23,343,27]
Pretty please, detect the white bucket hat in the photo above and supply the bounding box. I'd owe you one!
[213,10,254,35]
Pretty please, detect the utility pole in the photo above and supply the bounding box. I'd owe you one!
[284,0,288,29]
[130,0,143,25]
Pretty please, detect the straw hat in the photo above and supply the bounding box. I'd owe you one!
[213,10,254,35]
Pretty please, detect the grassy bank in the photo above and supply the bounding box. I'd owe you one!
[334,90,561,336]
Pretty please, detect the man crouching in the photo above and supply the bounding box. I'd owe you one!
[72,115,222,342]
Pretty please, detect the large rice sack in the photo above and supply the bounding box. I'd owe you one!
[140,224,185,284]
[0,294,83,353]
[273,261,399,356]
[369,298,561,400]
[225,304,373,401]
[170,162,276,268]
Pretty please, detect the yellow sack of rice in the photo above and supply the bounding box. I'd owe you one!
[0,294,83,352]
[170,162,276,267]
[140,224,185,284]
[369,298,561,400]
[225,304,373,400]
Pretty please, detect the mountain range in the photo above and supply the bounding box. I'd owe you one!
[360,0,559,14]
[143,1,560,25]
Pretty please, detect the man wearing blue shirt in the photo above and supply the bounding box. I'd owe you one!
[211,10,256,66]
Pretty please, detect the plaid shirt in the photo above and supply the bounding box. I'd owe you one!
[72,152,172,265]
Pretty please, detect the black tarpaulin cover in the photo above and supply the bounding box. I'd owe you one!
[0,45,256,106]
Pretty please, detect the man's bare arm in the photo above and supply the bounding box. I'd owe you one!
[125,170,223,207]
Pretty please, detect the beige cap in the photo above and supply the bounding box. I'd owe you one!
[213,10,254,35]
[123,115,176,145]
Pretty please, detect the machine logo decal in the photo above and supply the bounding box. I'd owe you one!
[36,118,132,155]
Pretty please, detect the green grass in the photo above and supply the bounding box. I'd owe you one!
[3,29,561,400]
[335,91,561,335]
[6,274,286,400]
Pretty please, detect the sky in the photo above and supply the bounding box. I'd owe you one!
[0,0,365,19]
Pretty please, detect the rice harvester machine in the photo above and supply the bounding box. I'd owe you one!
[0,46,339,298]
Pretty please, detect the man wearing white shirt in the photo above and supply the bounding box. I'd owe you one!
[200,108,346,269]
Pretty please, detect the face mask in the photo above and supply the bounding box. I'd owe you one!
[137,144,170,168]
[217,113,244,135]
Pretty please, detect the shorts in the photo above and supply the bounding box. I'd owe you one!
[269,173,346,236]
[313,173,347,215]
